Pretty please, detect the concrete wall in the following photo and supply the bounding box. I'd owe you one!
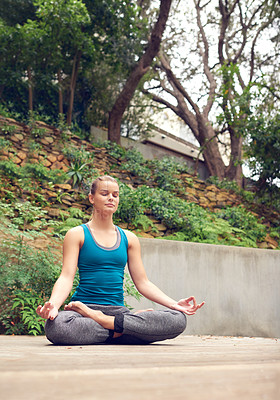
[126,238,280,338]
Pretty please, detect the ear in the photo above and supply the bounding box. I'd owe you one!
[88,194,94,205]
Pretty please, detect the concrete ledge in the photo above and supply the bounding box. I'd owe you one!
[126,239,280,338]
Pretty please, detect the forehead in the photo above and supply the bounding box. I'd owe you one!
[97,180,119,192]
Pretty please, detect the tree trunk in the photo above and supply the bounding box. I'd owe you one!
[27,67,33,112]
[197,120,226,179]
[58,69,63,115]
[67,51,81,126]
[225,129,243,185]
[108,0,172,144]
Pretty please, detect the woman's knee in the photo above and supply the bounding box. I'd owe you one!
[44,311,76,345]
[173,311,187,334]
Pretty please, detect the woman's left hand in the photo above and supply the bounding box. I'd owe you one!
[172,296,205,315]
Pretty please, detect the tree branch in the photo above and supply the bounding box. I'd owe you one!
[108,0,172,143]
[194,0,217,116]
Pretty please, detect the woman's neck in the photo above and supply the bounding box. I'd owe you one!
[89,212,115,231]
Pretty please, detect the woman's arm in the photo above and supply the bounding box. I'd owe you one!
[36,226,83,320]
[126,231,204,315]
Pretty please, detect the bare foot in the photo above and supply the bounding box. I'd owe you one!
[64,301,117,332]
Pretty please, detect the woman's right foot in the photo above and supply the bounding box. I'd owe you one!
[64,301,116,331]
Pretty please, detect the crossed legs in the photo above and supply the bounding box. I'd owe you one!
[45,302,187,345]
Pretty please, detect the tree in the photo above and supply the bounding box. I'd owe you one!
[0,0,36,26]
[108,0,172,144]
[143,0,280,185]
[245,113,280,189]
[32,0,92,124]
[0,0,144,127]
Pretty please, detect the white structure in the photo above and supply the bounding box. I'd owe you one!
[90,125,209,180]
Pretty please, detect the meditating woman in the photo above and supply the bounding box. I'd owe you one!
[36,175,204,345]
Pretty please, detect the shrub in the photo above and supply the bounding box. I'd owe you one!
[114,182,146,226]
[216,206,267,243]
[150,156,188,192]
[122,148,151,179]
[23,163,67,184]
[103,140,126,160]
[0,160,67,185]
[0,236,61,335]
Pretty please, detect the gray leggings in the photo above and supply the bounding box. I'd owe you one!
[45,304,187,345]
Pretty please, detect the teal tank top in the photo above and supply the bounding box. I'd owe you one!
[71,224,128,306]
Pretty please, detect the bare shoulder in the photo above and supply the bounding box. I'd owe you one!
[123,229,140,249]
[64,225,84,245]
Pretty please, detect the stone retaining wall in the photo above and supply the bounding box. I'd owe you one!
[0,115,279,248]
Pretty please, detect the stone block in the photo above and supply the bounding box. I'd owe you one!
[50,161,63,170]
[47,154,57,163]
[17,151,27,160]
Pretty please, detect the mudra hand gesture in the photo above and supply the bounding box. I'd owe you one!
[172,296,205,315]
[36,301,58,320]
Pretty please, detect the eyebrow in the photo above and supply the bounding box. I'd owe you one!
[99,189,119,194]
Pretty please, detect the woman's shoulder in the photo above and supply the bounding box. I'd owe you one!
[64,225,84,242]
[121,229,140,248]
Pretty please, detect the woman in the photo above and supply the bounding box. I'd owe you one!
[37,175,204,345]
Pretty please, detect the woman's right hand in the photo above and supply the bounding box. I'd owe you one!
[36,301,58,320]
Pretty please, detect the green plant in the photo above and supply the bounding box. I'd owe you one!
[12,289,45,335]
[0,233,61,335]
[27,111,47,138]
[132,214,155,231]
[150,156,186,192]
[217,206,267,243]
[9,202,48,230]
[1,189,16,202]
[0,160,22,178]
[68,207,86,220]
[67,161,88,188]
[63,144,94,165]
[103,140,126,160]
[0,103,22,120]
[54,217,83,237]
[0,123,17,136]
[114,182,146,226]
[0,159,68,189]
[57,113,69,138]
[122,148,151,179]
[23,163,67,184]
[123,272,142,310]
[28,192,50,207]
[0,137,11,150]
[27,140,43,154]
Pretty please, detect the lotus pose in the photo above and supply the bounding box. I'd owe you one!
[37,175,204,345]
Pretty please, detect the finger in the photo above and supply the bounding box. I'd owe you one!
[186,311,196,315]
[36,305,42,315]
[192,297,198,308]
[64,302,73,310]
[44,301,53,310]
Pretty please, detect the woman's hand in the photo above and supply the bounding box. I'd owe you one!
[36,301,58,320]
[172,296,205,315]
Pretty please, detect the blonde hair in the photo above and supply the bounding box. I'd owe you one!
[90,175,118,195]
